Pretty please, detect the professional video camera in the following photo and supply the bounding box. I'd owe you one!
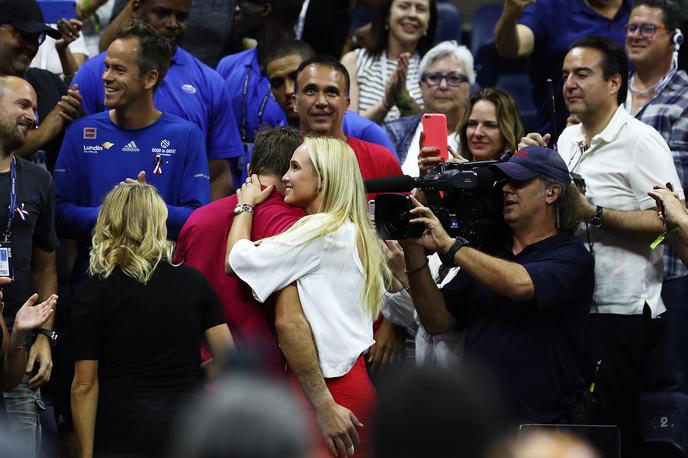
[365,155,511,247]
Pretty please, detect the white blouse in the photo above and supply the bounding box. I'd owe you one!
[229,219,375,378]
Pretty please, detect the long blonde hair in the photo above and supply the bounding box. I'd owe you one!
[89,182,174,283]
[270,136,391,317]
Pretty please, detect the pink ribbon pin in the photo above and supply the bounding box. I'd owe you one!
[15,203,28,221]
[153,155,163,175]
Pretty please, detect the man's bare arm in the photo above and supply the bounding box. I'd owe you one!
[274,285,361,458]
[494,0,536,59]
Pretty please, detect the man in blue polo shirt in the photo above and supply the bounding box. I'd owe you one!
[495,0,630,137]
[216,0,303,185]
[72,0,240,200]
[55,20,209,283]
[402,146,594,423]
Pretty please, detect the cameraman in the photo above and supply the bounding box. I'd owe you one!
[401,146,594,423]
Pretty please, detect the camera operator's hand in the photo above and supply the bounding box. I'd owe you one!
[568,181,597,221]
[407,196,455,254]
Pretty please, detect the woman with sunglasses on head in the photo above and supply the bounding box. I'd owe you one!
[226,136,391,457]
[384,41,475,176]
[341,0,438,124]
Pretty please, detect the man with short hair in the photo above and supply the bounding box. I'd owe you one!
[525,35,683,457]
[216,0,304,185]
[403,146,594,423]
[55,20,209,284]
[495,0,630,136]
[625,1,688,364]
[294,55,402,185]
[72,0,241,200]
[0,0,82,170]
[0,75,59,458]
[174,126,304,370]
[265,40,397,159]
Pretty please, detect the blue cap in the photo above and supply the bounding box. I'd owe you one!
[491,146,572,185]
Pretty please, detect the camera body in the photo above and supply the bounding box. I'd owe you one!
[374,160,509,246]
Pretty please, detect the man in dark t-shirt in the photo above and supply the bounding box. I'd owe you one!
[0,75,59,457]
[403,146,594,423]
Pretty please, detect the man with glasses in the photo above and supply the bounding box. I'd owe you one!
[624,0,688,397]
[0,0,82,171]
[524,35,683,458]
[402,145,593,423]
[495,0,630,137]
[384,41,475,176]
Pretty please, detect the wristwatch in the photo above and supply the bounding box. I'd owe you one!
[35,328,58,346]
[588,205,604,228]
[233,203,254,216]
[438,236,470,267]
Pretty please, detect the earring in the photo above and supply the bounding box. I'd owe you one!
[385,23,389,31]
[423,29,427,37]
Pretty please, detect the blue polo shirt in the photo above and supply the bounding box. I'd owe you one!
[216,48,286,146]
[442,232,594,423]
[519,0,630,134]
[54,111,210,240]
[72,46,243,161]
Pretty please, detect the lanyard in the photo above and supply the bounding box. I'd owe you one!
[240,65,271,145]
[4,158,17,240]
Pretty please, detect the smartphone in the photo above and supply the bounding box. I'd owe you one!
[421,113,448,162]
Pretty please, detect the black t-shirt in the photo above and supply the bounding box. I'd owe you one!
[72,262,226,456]
[24,68,68,171]
[0,157,59,329]
[442,232,595,423]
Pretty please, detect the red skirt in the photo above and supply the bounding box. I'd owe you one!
[288,355,376,458]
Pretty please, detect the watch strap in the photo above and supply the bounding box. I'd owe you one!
[588,205,604,227]
[35,327,58,345]
[438,237,470,267]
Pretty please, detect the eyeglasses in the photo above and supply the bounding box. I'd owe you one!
[624,23,667,39]
[269,71,298,89]
[1,24,46,45]
[420,72,469,87]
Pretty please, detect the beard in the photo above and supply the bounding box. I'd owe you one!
[0,117,26,153]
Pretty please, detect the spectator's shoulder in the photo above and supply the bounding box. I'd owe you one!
[64,111,111,136]
[16,156,52,185]
[76,50,106,74]
[177,47,225,86]
[216,49,255,79]
[160,112,203,135]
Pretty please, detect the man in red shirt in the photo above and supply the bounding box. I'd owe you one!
[173,127,304,370]
[293,55,402,191]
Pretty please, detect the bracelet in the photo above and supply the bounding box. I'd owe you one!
[396,91,413,109]
[404,259,428,275]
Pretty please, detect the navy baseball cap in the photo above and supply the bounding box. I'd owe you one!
[0,0,61,40]
[491,146,572,185]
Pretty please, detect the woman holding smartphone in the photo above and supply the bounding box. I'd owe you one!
[226,136,391,457]
[419,87,525,175]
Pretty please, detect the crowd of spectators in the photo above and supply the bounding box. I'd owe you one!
[1,0,688,457]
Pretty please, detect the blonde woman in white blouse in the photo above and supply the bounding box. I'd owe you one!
[226,136,391,457]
